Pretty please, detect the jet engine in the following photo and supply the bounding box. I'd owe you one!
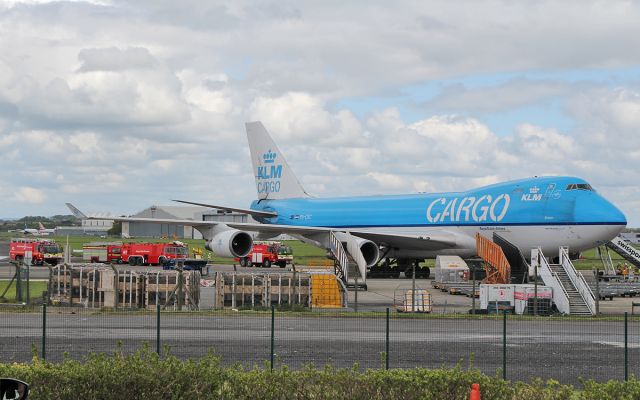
[205,230,253,258]
[354,237,380,268]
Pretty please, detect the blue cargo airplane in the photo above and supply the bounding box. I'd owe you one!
[112,121,627,278]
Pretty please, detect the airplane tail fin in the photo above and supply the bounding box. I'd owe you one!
[66,203,88,219]
[245,121,309,200]
[38,222,45,230]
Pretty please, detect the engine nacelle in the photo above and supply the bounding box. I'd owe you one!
[354,237,380,268]
[205,230,253,258]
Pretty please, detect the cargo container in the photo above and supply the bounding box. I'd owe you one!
[480,284,515,312]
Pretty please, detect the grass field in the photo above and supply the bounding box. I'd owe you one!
[0,280,47,303]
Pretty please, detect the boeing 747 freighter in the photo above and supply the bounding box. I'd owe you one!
[100,122,627,279]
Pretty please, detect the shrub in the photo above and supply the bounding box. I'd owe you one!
[0,349,637,399]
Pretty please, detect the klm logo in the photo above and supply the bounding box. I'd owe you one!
[257,165,282,179]
[522,186,542,202]
[257,149,282,194]
[263,149,277,164]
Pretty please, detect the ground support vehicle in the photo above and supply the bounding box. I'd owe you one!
[236,242,293,268]
[9,238,63,266]
[82,242,123,263]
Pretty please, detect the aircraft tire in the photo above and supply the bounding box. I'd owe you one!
[404,267,414,279]
[239,258,248,268]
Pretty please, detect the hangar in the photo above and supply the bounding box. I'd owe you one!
[122,205,254,239]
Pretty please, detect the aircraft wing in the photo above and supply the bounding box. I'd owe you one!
[224,222,459,251]
[92,217,459,251]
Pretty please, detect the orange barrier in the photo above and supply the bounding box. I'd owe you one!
[469,383,481,400]
[475,233,511,284]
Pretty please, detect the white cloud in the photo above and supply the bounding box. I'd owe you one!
[0,0,638,227]
[14,187,45,204]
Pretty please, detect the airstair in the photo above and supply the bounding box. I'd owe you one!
[475,233,511,284]
[606,235,640,268]
[328,231,367,287]
[531,247,595,316]
[493,233,529,284]
[595,246,618,278]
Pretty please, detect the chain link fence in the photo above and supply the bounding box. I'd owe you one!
[1,305,638,385]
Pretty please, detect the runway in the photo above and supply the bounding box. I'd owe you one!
[0,311,638,384]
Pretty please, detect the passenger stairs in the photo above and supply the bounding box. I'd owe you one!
[531,247,595,316]
[475,233,511,284]
[595,246,618,278]
[493,233,529,284]
[328,231,367,287]
[606,235,640,268]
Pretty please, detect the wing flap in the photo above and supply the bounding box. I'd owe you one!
[172,200,277,218]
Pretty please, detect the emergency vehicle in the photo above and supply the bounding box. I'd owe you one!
[236,241,293,268]
[120,241,207,272]
[82,242,123,263]
[9,238,63,265]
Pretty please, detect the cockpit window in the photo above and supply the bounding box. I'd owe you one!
[566,183,593,191]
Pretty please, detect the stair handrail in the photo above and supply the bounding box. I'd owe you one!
[336,277,349,308]
[559,246,596,315]
[329,231,350,282]
[596,246,617,276]
[532,248,571,314]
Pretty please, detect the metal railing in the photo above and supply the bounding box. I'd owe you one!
[532,247,571,314]
[329,231,350,282]
[560,246,596,315]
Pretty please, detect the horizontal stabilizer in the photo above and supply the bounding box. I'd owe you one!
[172,200,278,219]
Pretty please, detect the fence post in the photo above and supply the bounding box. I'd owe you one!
[625,312,628,381]
[156,305,161,355]
[502,311,507,380]
[385,307,390,370]
[41,301,46,360]
[270,305,275,371]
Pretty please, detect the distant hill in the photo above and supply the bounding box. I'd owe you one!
[0,215,79,231]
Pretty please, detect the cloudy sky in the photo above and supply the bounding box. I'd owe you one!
[1,0,639,226]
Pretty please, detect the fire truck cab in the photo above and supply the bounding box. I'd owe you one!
[9,238,63,266]
[236,242,293,268]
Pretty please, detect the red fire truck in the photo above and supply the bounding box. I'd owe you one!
[236,242,293,268]
[119,241,207,272]
[9,238,63,266]
[82,242,123,263]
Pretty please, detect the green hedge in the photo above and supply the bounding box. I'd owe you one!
[1,349,638,399]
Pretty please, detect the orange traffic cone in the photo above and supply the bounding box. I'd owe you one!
[469,383,481,400]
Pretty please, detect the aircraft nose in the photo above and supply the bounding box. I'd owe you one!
[575,193,627,226]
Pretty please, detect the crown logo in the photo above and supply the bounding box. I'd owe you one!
[263,150,277,164]
[529,186,539,194]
